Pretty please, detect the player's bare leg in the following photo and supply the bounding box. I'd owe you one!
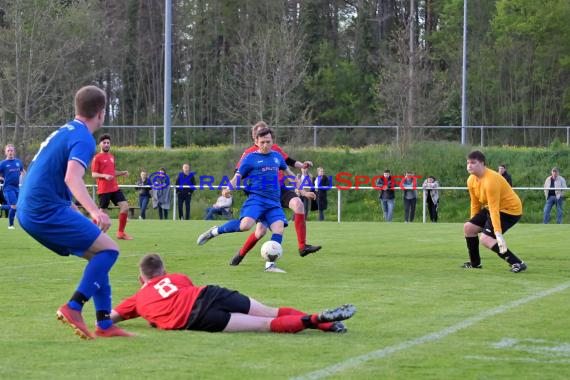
[247,298,347,332]
[223,303,356,333]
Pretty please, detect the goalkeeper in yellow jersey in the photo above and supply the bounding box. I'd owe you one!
[462,151,527,273]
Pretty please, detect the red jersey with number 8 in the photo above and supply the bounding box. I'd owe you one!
[114,273,206,330]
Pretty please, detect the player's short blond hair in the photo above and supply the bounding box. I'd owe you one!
[251,121,268,140]
[139,254,165,279]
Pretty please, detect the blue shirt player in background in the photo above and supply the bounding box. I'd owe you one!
[17,85,133,339]
[0,144,25,229]
[197,127,296,273]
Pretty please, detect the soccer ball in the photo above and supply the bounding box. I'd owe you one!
[260,241,283,262]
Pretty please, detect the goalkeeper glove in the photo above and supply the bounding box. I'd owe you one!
[495,232,508,254]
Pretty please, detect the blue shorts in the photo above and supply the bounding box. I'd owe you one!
[18,207,102,257]
[240,196,288,228]
[3,188,19,206]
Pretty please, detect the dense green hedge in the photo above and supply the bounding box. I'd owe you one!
[96,142,570,223]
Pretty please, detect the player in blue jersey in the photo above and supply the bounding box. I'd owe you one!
[17,85,133,339]
[197,127,296,273]
[0,144,25,229]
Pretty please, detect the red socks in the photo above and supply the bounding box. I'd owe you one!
[277,308,332,332]
[118,212,128,233]
[269,314,333,333]
[277,307,305,317]
[239,232,260,257]
[294,213,306,250]
[270,316,306,333]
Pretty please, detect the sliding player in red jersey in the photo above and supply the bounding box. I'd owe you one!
[110,254,355,333]
[228,121,321,266]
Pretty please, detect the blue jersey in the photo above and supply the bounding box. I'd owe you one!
[18,119,95,214]
[237,150,287,203]
[0,158,24,190]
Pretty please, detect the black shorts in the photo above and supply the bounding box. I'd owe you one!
[280,189,298,208]
[469,209,521,238]
[186,285,251,332]
[98,190,127,209]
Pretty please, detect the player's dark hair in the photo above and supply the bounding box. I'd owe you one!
[255,127,274,139]
[99,133,111,143]
[428,175,436,180]
[139,254,165,279]
[75,85,106,119]
[499,164,506,169]
[467,150,486,164]
[384,169,391,174]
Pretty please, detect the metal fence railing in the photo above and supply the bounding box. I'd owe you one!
[3,124,570,147]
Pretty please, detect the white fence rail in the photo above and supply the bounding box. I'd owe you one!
[79,184,568,223]
[339,186,568,224]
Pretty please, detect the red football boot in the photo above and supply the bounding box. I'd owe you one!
[117,232,134,240]
[56,304,95,340]
[95,325,135,338]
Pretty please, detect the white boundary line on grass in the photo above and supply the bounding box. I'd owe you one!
[464,355,570,364]
[292,281,570,380]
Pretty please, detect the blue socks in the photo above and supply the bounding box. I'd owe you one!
[93,275,113,329]
[8,208,15,226]
[271,233,283,244]
[70,250,119,314]
[217,219,241,234]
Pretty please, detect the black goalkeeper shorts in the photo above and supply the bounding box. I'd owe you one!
[469,208,521,238]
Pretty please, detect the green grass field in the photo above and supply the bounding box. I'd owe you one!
[1,220,569,379]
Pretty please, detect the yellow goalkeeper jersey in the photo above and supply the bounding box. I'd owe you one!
[467,168,522,233]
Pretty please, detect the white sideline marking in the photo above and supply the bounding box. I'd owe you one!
[465,355,570,365]
[292,281,570,380]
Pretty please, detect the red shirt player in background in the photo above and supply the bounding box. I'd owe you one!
[91,134,133,240]
[227,121,321,266]
[110,253,355,334]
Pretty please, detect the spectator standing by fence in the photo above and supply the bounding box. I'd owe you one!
[136,171,151,220]
[543,167,566,224]
[152,168,171,220]
[376,169,395,222]
[314,167,329,221]
[402,171,418,223]
[175,163,195,220]
[498,164,513,187]
[422,176,439,222]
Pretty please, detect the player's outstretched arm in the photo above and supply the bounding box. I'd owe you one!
[92,171,114,181]
[65,160,111,232]
[109,310,125,324]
